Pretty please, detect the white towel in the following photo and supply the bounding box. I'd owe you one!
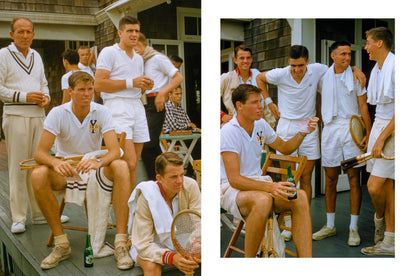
[128,181,175,251]
[367,52,395,105]
[64,150,108,206]
[321,65,354,124]
[86,166,114,258]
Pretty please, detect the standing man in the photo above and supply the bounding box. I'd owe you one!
[220,45,275,127]
[77,45,95,77]
[256,46,327,206]
[134,32,183,180]
[312,41,371,246]
[95,16,154,191]
[0,17,51,233]
[31,71,134,270]
[128,152,201,275]
[221,84,317,257]
[360,27,395,256]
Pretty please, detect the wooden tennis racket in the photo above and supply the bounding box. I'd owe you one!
[171,209,201,276]
[19,155,84,170]
[349,115,367,150]
[341,132,395,170]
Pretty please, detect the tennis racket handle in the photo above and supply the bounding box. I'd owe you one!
[341,152,372,170]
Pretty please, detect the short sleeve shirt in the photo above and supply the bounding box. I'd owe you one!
[96,44,144,100]
[144,54,178,94]
[265,63,328,119]
[44,102,115,157]
[220,117,277,182]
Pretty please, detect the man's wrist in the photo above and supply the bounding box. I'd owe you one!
[96,159,104,167]
[264,97,273,106]
[126,78,133,89]
[299,132,306,138]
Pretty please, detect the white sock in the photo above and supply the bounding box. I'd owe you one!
[382,232,395,247]
[349,215,359,231]
[326,213,335,229]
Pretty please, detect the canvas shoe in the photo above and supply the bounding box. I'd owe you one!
[281,230,292,242]
[40,244,71,269]
[348,229,361,246]
[11,222,25,234]
[114,245,134,270]
[361,241,394,256]
[312,225,336,240]
[33,215,70,225]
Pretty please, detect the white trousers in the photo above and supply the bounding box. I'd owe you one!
[3,114,44,223]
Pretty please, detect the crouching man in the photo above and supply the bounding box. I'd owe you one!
[31,71,133,270]
[128,152,201,275]
[221,84,317,257]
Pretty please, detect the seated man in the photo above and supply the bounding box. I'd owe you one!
[163,85,201,134]
[128,152,201,275]
[31,71,133,270]
[221,84,317,257]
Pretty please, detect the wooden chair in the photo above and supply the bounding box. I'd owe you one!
[223,153,307,257]
[47,132,126,246]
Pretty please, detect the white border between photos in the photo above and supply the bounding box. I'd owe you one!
[201,0,411,275]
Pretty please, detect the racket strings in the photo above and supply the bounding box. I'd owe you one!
[173,213,201,257]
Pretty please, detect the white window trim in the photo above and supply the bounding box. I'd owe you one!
[177,7,201,42]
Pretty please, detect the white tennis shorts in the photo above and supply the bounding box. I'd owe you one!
[366,117,394,179]
[321,119,364,167]
[104,98,150,143]
[276,118,320,160]
[220,175,273,221]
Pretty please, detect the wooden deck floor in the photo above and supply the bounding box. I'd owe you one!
[0,140,199,275]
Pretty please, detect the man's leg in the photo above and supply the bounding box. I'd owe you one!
[313,167,338,240]
[300,159,316,205]
[31,166,71,269]
[122,139,139,190]
[104,160,134,269]
[361,175,394,255]
[346,167,362,246]
[136,256,162,276]
[236,191,273,257]
[274,189,312,257]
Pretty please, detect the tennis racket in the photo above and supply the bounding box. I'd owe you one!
[341,132,395,170]
[349,115,367,150]
[171,209,201,276]
[19,155,84,170]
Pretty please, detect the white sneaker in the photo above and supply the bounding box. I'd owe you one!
[348,229,361,246]
[11,222,25,234]
[281,230,292,241]
[312,225,336,241]
[33,215,70,225]
[361,241,395,256]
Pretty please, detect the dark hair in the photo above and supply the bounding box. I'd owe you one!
[155,152,183,176]
[62,49,79,65]
[170,55,183,64]
[11,17,34,32]
[232,84,262,109]
[68,71,94,89]
[118,16,140,30]
[289,45,309,60]
[366,27,393,50]
[329,41,351,53]
[234,44,253,58]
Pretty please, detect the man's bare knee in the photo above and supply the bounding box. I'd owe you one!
[292,190,309,210]
[31,166,50,191]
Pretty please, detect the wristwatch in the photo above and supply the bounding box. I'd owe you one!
[96,159,104,167]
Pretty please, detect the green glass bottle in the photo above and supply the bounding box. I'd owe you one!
[84,234,93,267]
[286,165,297,200]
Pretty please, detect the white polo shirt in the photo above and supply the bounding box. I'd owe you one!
[96,43,144,100]
[265,63,328,119]
[44,101,115,158]
[220,117,277,182]
[144,54,178,94]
